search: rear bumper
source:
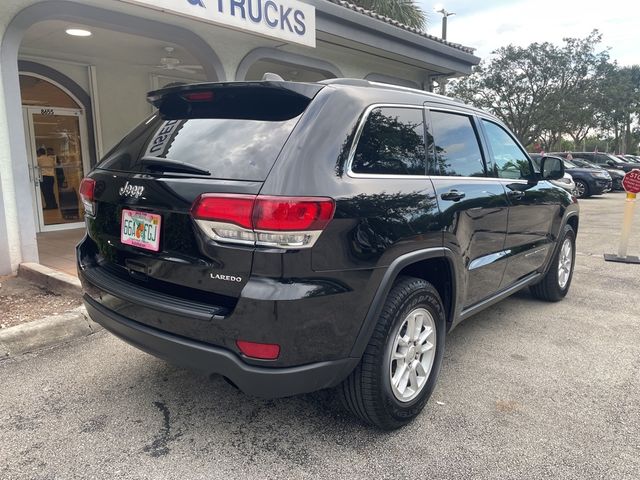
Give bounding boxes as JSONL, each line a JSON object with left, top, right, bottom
{"left": 77, "top": 235, "right": 371, "bottom": 367}
{"left": 85, "top": 294, "right": 358, "bottom": 398}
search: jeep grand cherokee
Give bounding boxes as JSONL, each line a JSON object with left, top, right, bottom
{"left": 77, "top": 79, "right": 579, "bottom": 429}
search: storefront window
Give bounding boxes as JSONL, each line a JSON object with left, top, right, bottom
{"left": 19, "top": 74, "right": 80, "bottom": 109}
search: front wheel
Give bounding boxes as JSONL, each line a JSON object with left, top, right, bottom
{"left": 574, "top": 180, "right": 590, "bottom": 198}
{"left": 530, "top": 224, "right": 576, "bottom": 302}
{"left": 339, "top": 277, "right": 446, "bottom": 430}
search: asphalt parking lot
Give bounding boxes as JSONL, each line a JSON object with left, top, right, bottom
{"left": 1, "top": 192, "right": 639, "bottom": 480}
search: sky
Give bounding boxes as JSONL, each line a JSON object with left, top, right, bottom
{"left": 418, "top": 0, "right": 640, "bottom": 65}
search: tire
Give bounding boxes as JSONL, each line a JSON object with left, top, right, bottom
{"left": 574, "top": 180, "right": 590, "bottom": 198}
{"left": 613, "top": 178, "right": 624, "bottom": 191}
{"left": 339, "top": 276, "right": 446, "bottom": 430}
{"left": 530, "top": 224, "right": 576, "bottom": 302}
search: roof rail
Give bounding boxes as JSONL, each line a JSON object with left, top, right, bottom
{"left": 319, "top": 78, "right": 465, "bottom": 103}
{"left": 320, "top": 78, "right": 427, "bottom": 94}
{"left": 318, "top": 78, "right": 372, "bottom": 87}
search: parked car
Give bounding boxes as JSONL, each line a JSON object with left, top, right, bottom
{"left": 530, "top": 154, "right": 577, "bottom": 194}
{"left": 623, "top": 155, "right": 640, "bottom": 164}
{"left": 563, "top": 151, "right": 636, "bottom": 173}
{"left": 77, "top": 79, "right": 579, "bottom": 429}
{"left": 554, "top": 154, "right": 626, "bottom": 190}
{"left": 533, "top": 154, "right": 610, "bottom": 198}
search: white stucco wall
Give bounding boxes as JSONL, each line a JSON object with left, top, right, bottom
{"left": 0, "top": 0, "right": 43, "bottom": 273}
{"left": 92, "top": 61, "right": 197, "bottom": 151}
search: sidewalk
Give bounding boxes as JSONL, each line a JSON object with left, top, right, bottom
{"left": 1, "top": 227, "right": 98, "bottom": 358}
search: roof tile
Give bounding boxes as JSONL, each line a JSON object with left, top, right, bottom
{"left": 324, "top": 0, "right": 476, "bottom": 54}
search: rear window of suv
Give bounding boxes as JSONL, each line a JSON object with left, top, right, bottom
{"left": 98, "top": 115, "right": 301, "bottom": 181}
{"left": 97, "top": 83, "right": 321, "bottom": 181}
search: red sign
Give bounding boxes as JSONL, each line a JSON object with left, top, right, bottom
{"left": 622, "top": 169, "right": 640, "bottom": 194}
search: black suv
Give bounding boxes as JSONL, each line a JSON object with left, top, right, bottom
{"left": 77, "top": 80, "right": 579, "bottom": 429}
{"left": 551, "top": 152, "right": 628, "bottom": 190}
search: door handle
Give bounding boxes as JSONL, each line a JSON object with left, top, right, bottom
{"left": 507, "top": 190, "right": 525, "bottom": 200}
{"left": 440, "top": 190, "right": 466, "bottom": 202}
{"left": 33, "top": 166, "right": 42, "bottom": 185}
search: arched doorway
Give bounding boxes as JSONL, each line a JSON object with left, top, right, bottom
{"left": 20, "top": 73, "right": 91, "bottom": 231}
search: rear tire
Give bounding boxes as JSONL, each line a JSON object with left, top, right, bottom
{"left": 530, "top": 225, "right": 576, "bottom": 302}
{"left": 339, "top": 276, "right": 446, "bottom": 430}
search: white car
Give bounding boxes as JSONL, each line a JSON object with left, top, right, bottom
{"left": 553, "top": 172, "right": 576, "bottom": 194}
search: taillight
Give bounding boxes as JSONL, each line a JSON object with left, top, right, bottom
{"left": 191, "top": 194, "right": 335, "bottom": 249}
{"left": 191, "top": 194, "right": 255, "bottom": 229}
{"left": 79, "top": 177, "right": 96, "bottom": 216}
{"left": 253, "top": 196, "right": 335, "bottom": 231}
{"left": 236, "top": 340, "right": 280, "bottom": 360}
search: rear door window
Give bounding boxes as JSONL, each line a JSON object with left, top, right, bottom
{"left": 351, "top": 107, "right": 426, "bottom": 176}
{"left": 429, "top": 111, "right": 486, "bottom": 177}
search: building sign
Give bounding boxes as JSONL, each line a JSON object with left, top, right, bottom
{"left": 120, "top": 0, "right": 316, "bottom": 47}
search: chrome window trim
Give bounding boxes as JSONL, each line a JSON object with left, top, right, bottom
{"left": 346, "top": 103, "right": 499, "bottom": 180}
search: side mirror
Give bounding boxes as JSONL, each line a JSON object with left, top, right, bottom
{"left": 607, "top": 160, "right": 615, "bottom": 166}
{"left": 540, "top": 156, "right": 564, "bottom": 181}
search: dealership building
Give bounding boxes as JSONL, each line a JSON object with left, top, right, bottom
{"left": 0, "top": 0, "right": 479, "bottom": 275}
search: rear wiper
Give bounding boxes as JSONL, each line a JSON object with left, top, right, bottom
{"left": 141, "top": 156, "right": 211, "bottom": 176}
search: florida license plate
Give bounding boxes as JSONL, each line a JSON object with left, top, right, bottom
{"left": 121, "top": 209, "right": 161, "bottom": 252}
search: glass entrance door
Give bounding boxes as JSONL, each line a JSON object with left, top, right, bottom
{"left": 24, "top": 106, "right": 90, "bottom": 231}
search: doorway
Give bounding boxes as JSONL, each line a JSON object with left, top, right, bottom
{"left": 20, "top": 74, "right": 91, "bottom": 232}
{"left": 23, "top": 106, "right": 90, "bottom": 231}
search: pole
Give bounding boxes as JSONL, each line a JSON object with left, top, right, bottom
{"left": 442, "top": 16, "right": 448, "bottom": 40}
{"left": 618, "top": 192, "right": 637, "bottom": 258}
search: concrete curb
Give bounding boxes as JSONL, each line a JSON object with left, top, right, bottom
{"left": 0, "top": 306, "right": 102, "bottom": 359}
{"left": 18, "top": 262, "right": 81, "bottom": 298}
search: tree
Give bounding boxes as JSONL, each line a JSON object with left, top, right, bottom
{"left": 596, "top": 64, "right": 640, "bottom": 153}
{"left": 350, "top": 0, "right": 426, "bottom": 30}
{"left": 546, "top": 32, "right": 609, "bottom": 149}
{"left": 448, "top": 31, "right": 609, "bottom": 149}
{"left": 449, "top": 42, "right": 562, "bottom": 147}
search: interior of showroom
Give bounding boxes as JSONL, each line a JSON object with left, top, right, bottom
{"left": 0, "top": 0, "right": 479, "bottom": 275}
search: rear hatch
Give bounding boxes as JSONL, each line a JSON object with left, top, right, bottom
{"left": 81, "top": 81, "right": 323, "bottom": 323}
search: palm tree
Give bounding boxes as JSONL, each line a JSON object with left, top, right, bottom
{"left": 350, "top": 0, "right": 427, "bottom": 30}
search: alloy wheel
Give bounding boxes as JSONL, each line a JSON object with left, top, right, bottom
{"left": 389, "top": 308, "right": 436, "bottom": 402}
{"left": 558, "top": 238, "right": 573, "bottom": 289}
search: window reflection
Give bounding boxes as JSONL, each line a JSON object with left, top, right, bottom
{"left": 149, "top": 117, "right": 300, "bottom": 181}
{"left": 481, "top": 120, "right": 532, "bottom": 179}
{"left": 100, "top": 116, "right": 301, "bottom": 182}
{"left": 430, "top": 111, "right": 485, "bottom": 177}
{"left": 352, "top": 108, "right": 426, "bottom": 176}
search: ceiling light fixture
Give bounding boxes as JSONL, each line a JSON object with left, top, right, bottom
{"left": 65, "top": 28, "right": 92, "bottom": 37}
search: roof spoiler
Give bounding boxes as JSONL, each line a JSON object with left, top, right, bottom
{"left": 147, "top": 81, "right": 324, "bottom": 121}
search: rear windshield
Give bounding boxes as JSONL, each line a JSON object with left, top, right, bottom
{"left": 97, "top": 114, "right": 300, "bottom": 181}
